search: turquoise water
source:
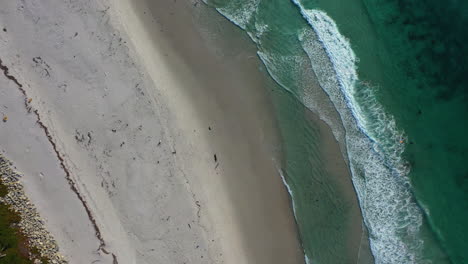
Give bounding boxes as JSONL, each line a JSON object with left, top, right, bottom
{"left": 204, "top": 0, "right": 467, "bottom": 263}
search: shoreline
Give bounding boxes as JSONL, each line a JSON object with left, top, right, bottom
{"left": 115, "top": 0, "right": 306, "bottom": 262}
{"left": 203, "top": 0, "right": 374, "bottom": 262}
{"left": 306, "top": 111, "right": 374, "bottom": 263}
{"left": 1, "top": 0, "right": 304, "bottom": 263}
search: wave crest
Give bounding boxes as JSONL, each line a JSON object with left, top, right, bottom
{"left": 293, "top": 3, "right": 425, "bottom": 263}
{"left": 207, "top": 0, "right": 429, "bottom": 262}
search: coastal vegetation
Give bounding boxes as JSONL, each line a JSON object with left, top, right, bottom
{"left": 0, "top": 181, "right": 49, "bottom": 264}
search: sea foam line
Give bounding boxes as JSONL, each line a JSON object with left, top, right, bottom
{"left": 291, "top": 1, "right": 426, "bottom": 263}
{"left": 291, "top": 2, "right": 407, "bottom": 175}
{"left": 205, "top": 0, "right": 425, "bottom": 262}
{"left": 204, "top": 1, "right": 314, "bottom": 263}
{"left": 278, "top": 168, "right": 313, "bottom": 264}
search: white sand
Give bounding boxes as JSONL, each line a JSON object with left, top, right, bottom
{"left": 0, "top": 0, "right": 303, "bottom": 263}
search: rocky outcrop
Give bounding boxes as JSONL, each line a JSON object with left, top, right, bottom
{"left": 0, "top": 155, "right": 67, "bottom": 264}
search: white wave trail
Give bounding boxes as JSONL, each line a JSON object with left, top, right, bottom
{"left": 278, "top": 168, "right": 297, "bottom": 215}
{"left": 204, "top": 1, "right": 312, "bottom": 262}
{"left": 292, "top": 1, "right": 426, "bottom": 263}
{"left": 212, "top": 0, "right": 260, "bottom": 30}
{"left": 292, "top": 4, "right": 407, "bottom": 175}
{"left": 278, "top": 168, "right": 313, "bottom": 264}
{"left": 203, "top": 0, "right": 427, "bottom": 262}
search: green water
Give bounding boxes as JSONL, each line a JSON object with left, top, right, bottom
{"left": 273, "top": 85, "right": 366, "bottom": 263}
{"left": 204, "top": 0, "right": 468, "bottom": 263}
{"left": 304, "top": 0, "right": 468, "bottom": 263}
{"left": 207, "top": 0, "right": 371, "bottom": 262}
{"left": 358, "top": 1, "right": 468, "bottom": 263}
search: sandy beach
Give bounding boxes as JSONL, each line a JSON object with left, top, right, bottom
{"left": 0, "top": 0, "right": 304, "bottom": 263}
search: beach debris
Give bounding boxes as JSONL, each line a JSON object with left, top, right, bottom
{"left": 32, "top": 57, "right": 51, "bottom": 78}
{"left": 26, "top": 98, "right": 33, "bottom": 113}
{"left": 87, "top": 132, "right": 92, "bottom": 145}
{"left": 0, "top": 58, "right": 23, "bottom": 88}
{"left": 208, "top": 126, "right": 211, "bottom": 131}
{"left": 213, "top": 154, "right": 217, "bottom": 162}
{"left": 2, "top": 115, "right": 7, "bottom": 122}
{"left": 158, "top": 140, "right": 161, "bottom": 146}
{"left": 75, "top": 130, "right": 85, "bottom": 143}
{"left": 74, "top": 130, "right": 94, "bottom": 146}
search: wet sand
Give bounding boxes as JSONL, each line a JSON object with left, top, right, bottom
{"left": 115, "top": 0, "right": 306, "bottom": 262}
{"left": 307, "top": 111, "right": 374, "bottom": 263}
{"left": 0, "top": 0, "right": 304, "bottom": 263}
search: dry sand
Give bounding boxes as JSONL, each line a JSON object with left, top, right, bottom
{"left": 0, "top": 0, "right": 303, "bottom": 263}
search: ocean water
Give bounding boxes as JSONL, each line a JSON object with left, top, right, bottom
{"left": 203, "top": 0, "right": 468, "bottom": 263}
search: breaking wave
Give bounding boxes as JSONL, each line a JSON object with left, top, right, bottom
{"left": 206, "top": 0, "right": 430, "bottom": 262}
{"left": 292, "top": 2, "right": 425, "bottom": 263}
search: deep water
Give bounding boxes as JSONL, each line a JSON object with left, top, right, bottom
{"left": 358, "top": 1, "right": 468, "bottom": 263}
{"left": 204, "top": 0, "right": 468, "bottom": 263}
{"left": 308, "top": 0, "right": 468, "bottom": 262}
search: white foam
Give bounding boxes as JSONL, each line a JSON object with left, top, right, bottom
{"left": 209, "top": 5, "right": 316, "bottom": 262}
{"left": 293, "top": 5, "right": 407, "bottom": 174}
{"left": 278, "top": 168, "right": 296, "bottom": 213}
{"left": 210, "top": 1, "right": 427, "bottom": 262}
{"left": 292, "top": 2, "right": 427, "bottom": 263}
{"left": 278, "top": 168, "right": 313, "bottom": 264}
{"left": 212, "top": 0, "right": 260, "bottom": 30}
{"left": 257, "top": 50, "right": 308, "bottom": 94}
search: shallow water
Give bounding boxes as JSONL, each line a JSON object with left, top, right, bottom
{"left": 204, "top": 0, "right": 467, "bottom": 263}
